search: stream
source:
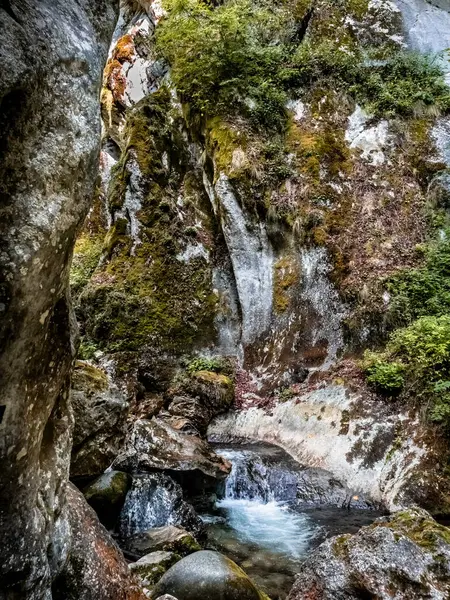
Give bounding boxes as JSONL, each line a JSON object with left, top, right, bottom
{"left": 200, "top": 443, "right": 382, "bottom": 599}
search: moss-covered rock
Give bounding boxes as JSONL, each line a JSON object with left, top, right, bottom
{"left": 77, "top": 87, "right": 218, "bottom": 361}
{"left": 153, "top": 550, "right": 271, "bottom": 600}
{"left": 123, "top": 525, "right": 201, "bottom": 559}
{"left": 129, "top": 551, "right": 180, "bottom": 589}
{"left": 71, "top": 361, "right": 129, "bottom": 480}
{"left": 83, "top": 470, "right": 131, "bottom": 528}
{"left": 288, "top": 507, "right": 450, "bottom": 600}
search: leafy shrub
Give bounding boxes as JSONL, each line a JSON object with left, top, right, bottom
{"left": 156, "top": 0, "right": 292, "bottom": 131}
{"left": 387, "top": 232, "right": 450, "bottom": 325}
{"left": 364, "top": 357, "right": 405, "bottom": 395}
{"left": 364, "top": 316, "right": 450, "bottom": 429}
{"left": 78, "top": 340, "right": 98, "bottom": 361}
{"left": 157, "top": 0, "right": 450, "bottom": 136}
{"left": 353, "top": 52, "right": 450, "bottom": 118}
{"left": 186, "top": 356, "right": 224, "bottom": 374}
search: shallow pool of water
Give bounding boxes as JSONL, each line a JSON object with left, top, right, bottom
{"left": 201, "top": 444, "right": 383, "bottom": 599}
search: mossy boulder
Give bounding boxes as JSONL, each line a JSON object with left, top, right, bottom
{"left": 130, "top": 551, "right": 180, "bottom": 589}
{"left": 83, "top": 470, "right": 131, "bottom": 528}
{"left": 288, "top": 507, "right": 450, "bottom": 600}
{"left": 164, "top": 369, "right": 235, "bottom": 436}
{"left": 123, "top": 526, "right": 201, "bottom": 560}
{"left": 152, "top": 550, "right": 271, "bottom": 600}
{"left": 71, "top": 361, "right": 129, "bottom": 480}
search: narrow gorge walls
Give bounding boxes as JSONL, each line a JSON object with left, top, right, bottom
{"left": 0, "top": 1, "right": 121, "bottom": 597}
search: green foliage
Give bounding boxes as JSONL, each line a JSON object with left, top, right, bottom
{"left": 387, "top": 231, "right": 450, "bottom": 325}
{"left": 157, "top": 0, "right": 449, "bottom": 134}
{"left": 287, "top": 43, "right": 450, "bottom": 118}
{"left": 364, "top": 316, "right": 450, "bottom": 430}
{"left": 78, "top": 340, "right": 98, "bottom": 361}
{"left": 186, "top": 356, "right": 224, "bottom": 374}
{"left": 364, "top": 357, "right": 405, "bottom": 395}
{"left": 156, "top": 0, "right": 294, "bottom": 131}
{"left": 356, "top": 53, "right": 450, "bottom": 118}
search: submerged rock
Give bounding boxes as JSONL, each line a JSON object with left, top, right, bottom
{"left": 122, "top": 525, "right": 201, "bottom": 560}
{"left": 288, "top": 507, "right": 450, "bottom": 600}
{"left": 119, "top": 473, "right": 204, "bottom": 539}
{"left": 113, "top": 419, "right": 231, "bottom": 479}
{"left": 52, "top": 484, "right": 145, "bottom": 600}
{"left": 152, "top": 550, "right": 270, "bottom": 600}
{"left": 84, "top": 470, "right": 131, "bottom": 528}
{"left": 71, "top": 361, "right": 129, "bottom": 480}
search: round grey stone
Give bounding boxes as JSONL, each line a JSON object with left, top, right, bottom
{"left": 152, "top": 550, "right": 267, "bottom": 600}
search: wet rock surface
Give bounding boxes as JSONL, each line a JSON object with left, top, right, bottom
{"left": 153, "top": 550, "right": 269, "bottom": 600}
{"left": 119, "top": 473, "right": 204, "bottom": 539}
{"left": 71, "top": 361, "right": 129, "bottom": 480}
{"left": 0, "top": 0, "right": 118, "bottom": 596}
{"left": 52, "top": 483, "right": 145, "bottom": 600}
{"left": 113, "top": 419, "right": 231, "bottom": 479}
{"left": 122, "top": 525, "right": 201, "bottom": 560}
{"left": 288, "top": 507, "right": 450, "bottom": 600}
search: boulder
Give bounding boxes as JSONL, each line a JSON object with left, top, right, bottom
{"left": 71, "top": 361, "right": 129, "bottom": 480}
{"left": 164, "top": 371, "right": 234, "bottom": 436}
{"left": 119, "top": 473, "right": 204, "bottom": 539}
{"left": 122, "top": 526, "right": 201, "bottom": 560}
{"left": 83, "top": 470, "right": 131, "bottom": 528}
{"left": 152, "top": 550, "right": 270, "bottom": 600}
{"left": 113, "top": 419, "right": 231, "bottom": 479}
{"left": 52, "top": 484, "right": 145, "bottom": 600}
{"left": 288, "top": 507, "right": 450, "bottom": 600}
{"left": 130, "top": 551, "right": 180, "bottom": 588}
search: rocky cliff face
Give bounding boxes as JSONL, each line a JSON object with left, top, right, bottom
{"left": 72, "top": 0, "right": 450, "bottom": 516}
{"left": 3, "top": 0, "right": 450, "bottom": 595}
{"left": 0, "top": 1, "right": 146, "bottom": 598}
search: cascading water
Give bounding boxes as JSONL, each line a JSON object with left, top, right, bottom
{"left": 202, "top": 443, "right": 382, "bottom": 599}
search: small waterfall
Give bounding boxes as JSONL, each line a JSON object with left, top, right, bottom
{"left": 220, "top": 449, "right": 272, "bottom": 502}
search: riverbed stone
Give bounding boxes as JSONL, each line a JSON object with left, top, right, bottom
{"left": 130, "top": 551, "right": 180, "bottom": 588}
{"left": 153, "top": 550, "right": 270, "bottom": 600}
{"left": 122, "top": 526, "right": 201, "bottom": 560}
{"left": 113, "top": 418, "right": 231, "bottom": 479}
{"left": 288, "top": 507, "right": 450, "bottom": 600}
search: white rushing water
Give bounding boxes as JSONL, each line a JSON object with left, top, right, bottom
{"left": 213, "top": 447, "right": 317, "bottom": 559}
{"left": 215, "top": 497, "right": 315, "bottom": 559}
